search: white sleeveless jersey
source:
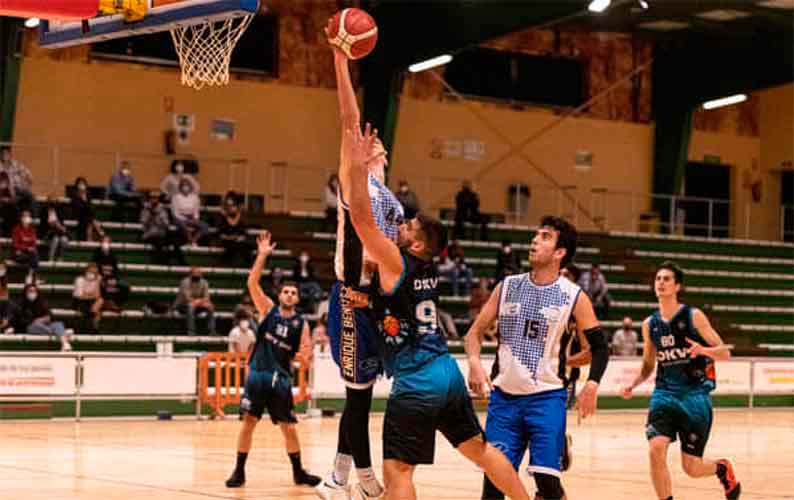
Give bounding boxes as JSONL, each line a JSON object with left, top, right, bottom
{"left": 494, "top": 274, "right": 582, "bottom": 395}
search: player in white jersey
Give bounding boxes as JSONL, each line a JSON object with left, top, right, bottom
{"left": 466, "top": 216, "right": 610, "bottom": 500}
{"left": 316, "top": 23, "right": 403, "bottom": 500}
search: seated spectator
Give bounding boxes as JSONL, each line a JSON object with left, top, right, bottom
{"left": 70, "top": 177, "right": 105, "bottom": 241}
{"left": 228, "top": 309, "right": 256, "bottom": 353}
{"left": 0, "top": 264, "right": 13, "bottom": 333}
{"left": 453, "top": 180, "right": 488, "bottom": 241}
{"left": 578, "top": 263, "right": 611, "bottom": 320}
{"left": 174, "top": 267, "right": 216, "bottom": 336}
{"left": 311, "top": 317, "right": 330, "bottom": 353}
{"left": 395, "top": 180, "right": 420, "bottom": 219}
{"left": 0, "top": 172, "right": 18, "bottom": 236}
{"left": 141, "top": 191, "right": 185, "bottom": 265}
{"left": 447, "top": 240, "right": 473, "bottom": 297}
{"left": 291, "top": 251, "right": 322, "bottom": 313}
{"left": 235, "top": 292, "right": 259, "bottom": 330}
{"left": 93, "top": 236, "right": 129, "bottom": 310}
{"left": 11, "top": 210, "right": 39, "bottom": 283}
{"left": 323, "top": 174, "right": 339, "bottom": 233}
{"left": 107, "top": 161, "right": 142, "bottom": 221}
{"left": 495, "top": 240, "right": 520, "bottom": 282}
{"left": 160, "top": 161, "right": 199, "bottom": 201}
{"left": 13, "top": 283, "right": 72, "bottom": 350}
{"left": 611, "top": 316, "right": 639, "bottom": 357}
{"left": 171, "top": 178, "right": 209, "bottom": 246}
{"left": 72, "top": 263, "right": 103, "bottom": 334}
{"left": 0, "top": 145, "right": 33, "bottom": 211}
{"left": 217, "top": 192, "right": 251, "bottom": 265}
{"left": 38, "top": 195, "right": 69, "bottom": 262}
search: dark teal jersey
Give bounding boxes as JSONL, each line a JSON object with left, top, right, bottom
{"left": 648, "top": 304, "right": 716, "bottom": 395}
{"left": 249, "top": 307, "right": 304, "bottom": 378}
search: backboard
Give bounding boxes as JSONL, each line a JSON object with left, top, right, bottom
{"left": 40, "top": 0, "right": 259, "bottom": 49}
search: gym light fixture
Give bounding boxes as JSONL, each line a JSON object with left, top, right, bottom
{"left": 702, "top": 94, "right": 747, "bottom": 110}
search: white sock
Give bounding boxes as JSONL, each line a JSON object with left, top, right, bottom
{"left": 356, "top": 467, "right": 383, "bottom": 496}
{"left": 331, "top": 453, "right": 352, "bottom": 486}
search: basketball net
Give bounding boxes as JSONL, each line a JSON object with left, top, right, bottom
{"left": 170, "top": 15, "right": 254, "bottom": 90}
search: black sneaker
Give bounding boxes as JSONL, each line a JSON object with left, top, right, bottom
{"left": 225, "top": 469, "right": 245, "bottom": 488}
{"left": 717, "top": 459, "right": 741, "bottom": 499}
{"left": 294, "top": 470, "right": 321, "bottom": 487}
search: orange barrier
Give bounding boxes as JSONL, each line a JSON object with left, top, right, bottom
{"left": 198, "top": 352, "right": 310, "bottom": 418}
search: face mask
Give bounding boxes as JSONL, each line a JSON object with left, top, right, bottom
{"left": 239, "top": 320, "right": 250, "bottom": 330}
{"left": 175, "top": 165, "right": 184, "bottom": 174}
{"left": 22, "top": 216, "right": 32, "bottom": 225}
{"left": 503, "top": 247, "right": 511, "bottom": 254}
{"left": 86, "top": 272, "right": 96, "bottom": 280}
{"left": 191, "top": 275, "right": 201, "bottom": 282}
{"left": 400, "top": 186, "right": 408, "bottom": 193}
{"left": 78, "top": 184, "right": 87, "bottom": 191}
{"left": 101, "top": 243, "right": 110, "bottom": 252}
{"left": 26, "top": 292, "right": 37, "bottom": 301}
{"left": 121, "top": 169, "right": 131, "bottom": 177}
{"left": 299, "top": 255, "right": 309, "bottom": 263}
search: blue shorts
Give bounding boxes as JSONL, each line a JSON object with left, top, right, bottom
{"left": 646, "top": 390, "right": 713, "bottom": 457}
{"left": 485, "top": 387, "right": 568, "bottom": 477}
{"left": 327, "top": 281, "right": 382, "bottom": 387}
{"left": 240, "top": 369, "right": 297, "bottom": 425}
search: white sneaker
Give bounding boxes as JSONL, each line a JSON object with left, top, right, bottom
{"left": 352, "top": 483, "right": 384, "bottom": 500}
{"left": 315, "top": 478, "right": 352, "bottom": 500}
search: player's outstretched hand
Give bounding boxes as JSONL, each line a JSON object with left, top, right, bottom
{"left": 467, "top": 361, "right": 492, "bottom": 398}
{"left": 575, "top": 381, "right": 599, "bottom": 424}
{"left": 325, "top": 19, "right": 346, "bottom": 58}
{"left": 685, "top": 337, "right": 705, "bottom": 358}
{"left": 343, "top": 122, "right": 384, "bottom": 175}
{"left": 256, "top": 230, "right": 276, "bottom": 256}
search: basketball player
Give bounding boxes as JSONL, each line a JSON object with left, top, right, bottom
{"left": 342, "top": 123, "right": 532, "bottom": 500}
{"left": 621, "top": 261, "right": 741, "bottom": 500}
{"left": 466, "top": 216, "right": 609, "bottom": 500}
{"left": 225, "top": 232, "right": 321, "bottom": 489}
{"left": 316, "top": 29, "right": 404, "bottom": 500}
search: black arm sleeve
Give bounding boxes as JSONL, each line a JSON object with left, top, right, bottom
{"left": 585, "top": 326, "right": 609, "bottom": 383}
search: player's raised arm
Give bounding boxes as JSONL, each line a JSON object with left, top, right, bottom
{"left": 342, "top": 124, "right": 404, "bottom": 291}
{"left": 465, "top": 282, "right": 502, "bottom": 396}
{"left": 247, "top": 231, "right": 276, "bottom": 322}
{"left": 621, "top": 318, "right": 656, "bottom": 399}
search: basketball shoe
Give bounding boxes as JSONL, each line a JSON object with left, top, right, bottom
{"left": 716, "top": 458, "right": 741, "bottom": 499}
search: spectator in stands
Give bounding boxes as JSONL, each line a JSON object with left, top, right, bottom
{"left": 578, "top": 263, "right": 611, "bottom": 320}
{"left": 0, "top": 172, "right": 18, "bottom": 237}
{"left": 0, "top": 264, "right": 12, "bottom": 334}
{"left": 323, "top": 174, "right": 339, "bottom": 233}
{"left": 395, "top": 180, "right": 420, "bottom": 219}
{"left": 72, "top": 263, "right": 103, "bottom": 334}
{"left": 453, "top": 180, "right": 488, "bottom": 241}
{"left": 93, "top": 236, "right": 129, "bottom": 311}
{"left": 312, "top": 317, "right": 330, "bottom": 352}
{"left": 228, "top": 309, "right": 256, "bottom": 353}
{"left": 141, "top": 191, "right": 184, "bottom": 265}
{"left": 175, "top": 266, "right": 216, "bottom": 336}
{"left": 291, "top": 251, "right": 322, "bottom": 313}
{"left": 495, "top": 240, "right": 520, "bottom": 282}
{"left": 160, "top": 161, "right": 199, "bottom": 201}
{"left": 0, "top": 146, "right": 33, "bottom": 211}
{"left": 235, "top": 292, "right": 259, "bottom": 330}
{"left": 218, "top": 191, "right": 251, "bottom": 265}
{"left": 171, "top": 178, "right": 209, "bottom": 246}
{"left": 560, "top": 263, "right": 581, "bottom": 284}
{"left": 107, "top": 161, "right": 142, "bottom": 222}
{"left": 71, "top": 177, "right": 105, "bottom": 241}
{"left": 15, "top": 283, "right": 72, "bottom": 350}
{"left": 38, "top": 195, "right": 69, "bottom": 262}
{"left": 445, "top": 239, "right": 473, "bottom": 297}
{"left": 611, "top": 316, "right": 639, "bottom": 356}
{"left": 12, "top": 210, "right": 39, "bottom": 283}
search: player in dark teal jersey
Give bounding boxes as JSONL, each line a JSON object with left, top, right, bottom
{"left": 622, "top": 261, "right": 740, "bottom": 500}
{"left": 341, "top": 123, "right": 532, "bottom": 500}
{"left": 225, "top": 231, "right": 320, "bottom": 489}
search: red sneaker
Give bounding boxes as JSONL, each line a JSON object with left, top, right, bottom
{"left": 716, "top": 458, "right": 741, "bottom": 499}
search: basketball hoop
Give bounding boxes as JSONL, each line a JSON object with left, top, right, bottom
{"left": 170, "top": 14, "right": 254, "bottom": 90}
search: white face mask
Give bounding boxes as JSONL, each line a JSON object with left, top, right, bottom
{"left": 239, "top": 320, "right": 250, "bottom": 330}
{"left": 86, "top": 272, "right": 97, "bottom": 280}
{"left": 175, "top": 165, "right": 184, "bottom": 174}
{"left": 503, "top": 246, "right": 511, "bottom": 254}
{"left": 22, "top": 216, "right": 32, "bottom": 225}
{"left": 26, "top": 292, "right": 37, "bottom": 301}
{"left": 299, "top": 255, "right": 309, "bottom": 263}
{"left": 101, "top": 243, "right": 110, "bottom": 252}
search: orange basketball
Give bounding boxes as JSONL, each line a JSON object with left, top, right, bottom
{"left": 327, "top": 8, "right": 378, "bottom": 60}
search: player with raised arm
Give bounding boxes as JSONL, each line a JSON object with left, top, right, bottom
{"left": 621, "top": 261, "right": 740, "bottom": 500}
{"left": 466, "top": 217, "right": 609, "bottom": 500}
{"left": 225, "top": 232, "right": 320, "bottom": 489}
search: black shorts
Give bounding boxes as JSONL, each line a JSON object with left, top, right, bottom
{"left": 383, "top": 354, "right": 483, "bottom": 465}
{"left": 646, "top": 390, "right": 713, "bottom": 457}
{"left": 241, "top": 369, "right": 297, "bottom": 425}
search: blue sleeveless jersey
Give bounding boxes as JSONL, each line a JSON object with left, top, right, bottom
{"left": 249, "top": 307, "right": 304, "bottom": 379}
{"left": 648, "top": 304, "right": 715, "bottom": 395}
{"left": 373, "top": 251, "right": 448, "bottom": 377}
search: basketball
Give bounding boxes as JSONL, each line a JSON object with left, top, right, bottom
{"left": 327, "top": 8, "right": 378, "bottom": 60}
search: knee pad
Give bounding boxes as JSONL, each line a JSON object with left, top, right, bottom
{"left": 534, "top": 473, "right": 564, "bottom": 500}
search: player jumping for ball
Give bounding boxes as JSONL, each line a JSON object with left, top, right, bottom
{"left": 621, "top": 261, "right": 740, "bottom": 500}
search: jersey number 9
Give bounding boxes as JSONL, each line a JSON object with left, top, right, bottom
{"left": 415, "top": 300, "right": 438, "bottom": 335}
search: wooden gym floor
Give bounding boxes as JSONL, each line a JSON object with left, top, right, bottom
{"left": 0, "top": 409, "right": 791, "bottom": 499}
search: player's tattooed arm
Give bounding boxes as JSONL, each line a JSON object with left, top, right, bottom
{"left": 688, "top": 308, "right": 732, "bottom": 361}
{"left": 247, "top": 231, "right": 276, "bottom": 322}
{"left": 464, "top": 282, "right": 501, "bottom": 397}
{"left": 621, "top": 318, "right": 656, "bottom": 399}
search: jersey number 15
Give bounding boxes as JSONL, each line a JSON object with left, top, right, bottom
{"left": 524, "top": 320, "right": 541, "bottom": 339}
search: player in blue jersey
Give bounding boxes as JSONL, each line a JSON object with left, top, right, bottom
{"left": 317, "top": 28, "right": 405, "bottom": 500}
{"left": 341, "top": 123, "right": 532, "bottom": 500}
{"left": 466, "top": 216, "right": 609, "bottom": 500}
{"left": 225, "top": 231, "right": 320, "bottom": 489}
{"left": 621, "top": 261, "right": 740, "bottom": 500}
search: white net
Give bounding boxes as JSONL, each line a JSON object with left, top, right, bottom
{"left": 170, "top": 15, "right": 254, "bottom": 90}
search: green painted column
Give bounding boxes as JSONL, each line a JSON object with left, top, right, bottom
{"left": 361, "top": 62, "right": 402, "bottom": 183}
{"left": 0, "top": 18, "right": 23, "bottom": 142}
